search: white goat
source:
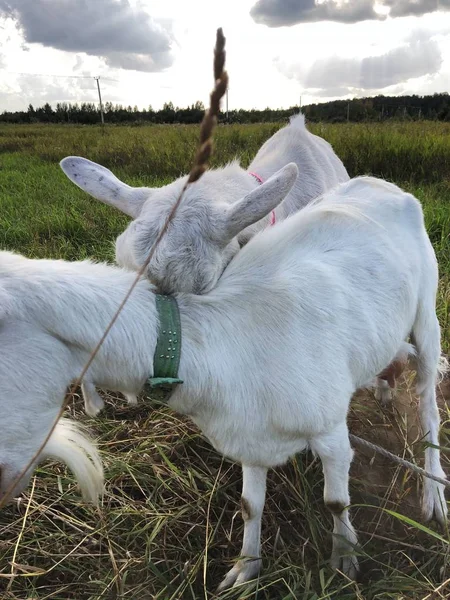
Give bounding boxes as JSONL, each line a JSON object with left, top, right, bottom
{"left": 0, "top": 173, "right": 447, "bottom": 590}
{"left": 60, "top": 114, "right": 348, "bottom": 295}
{"left": 62, "top": 114, "right": 400, "bottom": 413}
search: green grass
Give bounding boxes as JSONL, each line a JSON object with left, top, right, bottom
{"left": 0, "top": 122, "right": 450, "bottom": 599}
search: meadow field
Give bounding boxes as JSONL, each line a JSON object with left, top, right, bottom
{"left": 0, "top": 120, "right": 450, "bottom": 599}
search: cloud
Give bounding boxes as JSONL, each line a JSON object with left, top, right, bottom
{"left": 386, "top": 0, "right": 450, "bottom": 18}
{"left": 275, "top": 31, "right": 442, "bottom": 96}
{"left": 310, "top": 86, "right": 355, "bottom": 98}
{"left": 250, "top": 0, "right": 450, "bottom": 27}
{"left": 0, "top": 73, "right": 124, "bottom": 111}
{"left": 104, "top": 51, "right": 173, "bottom": 72}
{"left": 251, "top": 0, "right": 380, "bottom": 27}
{"left": 0, "top": 0, "right": 174, "bottom": 72}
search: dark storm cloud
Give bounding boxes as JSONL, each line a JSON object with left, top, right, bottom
{"left": 0, "top": 0, "right": 173, "bottom": 72}
{"left": 250, "top": 0, "right": 450, "bottom": 27}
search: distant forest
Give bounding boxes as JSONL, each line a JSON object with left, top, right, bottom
{"left": 1, "top": 93, "right": 450, "bottom": 124}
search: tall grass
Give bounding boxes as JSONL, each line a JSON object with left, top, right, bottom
{"left": 0, "top": 121, "right": 449, "bottom": 599}
{"left": 2, "top": 120, "right": 450, "bottom": 183}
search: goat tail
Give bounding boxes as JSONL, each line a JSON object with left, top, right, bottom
{"left": 43, "top": 418, "right": 104, "bottom": 504}
{"left": 289, "top": 112, "right": 306, "bottom": 129}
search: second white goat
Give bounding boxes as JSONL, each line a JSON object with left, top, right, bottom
{"left": 60, "top": 115, "right": 395, "bottom": 410}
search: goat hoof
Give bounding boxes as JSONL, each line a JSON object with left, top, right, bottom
{"left": 217, "top": 558, "right": 262, "bottom": 592}
{"left": 374, "top": 386, "right": 393, "bottom": 405}
{"left": 85, "top": 401, "right": 104, "bottom": 417}
{"left": 331, "top": 551, "right": 359, "bottom": 580}
{"left": 124, "top": 393, "right": 138, "bottom": 405}
{"left": 422, "top": 478, "right": 448, "bottom": 528}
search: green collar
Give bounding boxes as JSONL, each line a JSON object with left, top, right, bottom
{"left": 147, "top": 294, "right": 183, "bottom": 388}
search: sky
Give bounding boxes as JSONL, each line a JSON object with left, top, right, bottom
{"left": 0, "top": 0, "right": 450, "bottom": 112}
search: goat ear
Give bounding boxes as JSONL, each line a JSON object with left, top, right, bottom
{"left": 60, "top": 156, "right": 151, "bottom": 218}
{"left": 225, "top": 163, "right": 298, "bottom": 239}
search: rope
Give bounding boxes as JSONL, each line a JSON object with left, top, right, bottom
{"left": 349, "top": 434, "right": 450, "bottom": 489}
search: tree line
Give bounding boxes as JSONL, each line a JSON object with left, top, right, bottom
{"left": 1, "top": 93, "right": 449, "bottom": 125}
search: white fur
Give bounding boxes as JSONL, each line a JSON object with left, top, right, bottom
{"left": 0, "top": 415, "right": 103, "bottom": 504}
{"left": 60, "top": 114, "right": 348, "bottom": 295}
{"left": 60, "top": 115, "right": 398, "bottom": 412}
{"left": 0, "top": 176, "right": 447, "bottom": 588}
{"left": 44, "top": 419, "right": 104, "bottom": 504}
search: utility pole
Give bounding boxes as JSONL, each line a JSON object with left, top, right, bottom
{"left": 94, "top": 76, "right": 105, "bottom": 125}
{"left": 347, "top": 102, "right": 350, "bottom": 122}
{"left": 226, "top": 88, "right": 229, "bottom": 121}
{"left": 299, "top": 95, "right": 302, "bottom": 109}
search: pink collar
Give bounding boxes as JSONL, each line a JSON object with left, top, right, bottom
{"left": 248, "top": 172, "right": 276, "bottom": 226}
{"left": 248, "top": 171, "right": 264, "bottom": 184}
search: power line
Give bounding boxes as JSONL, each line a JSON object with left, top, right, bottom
{"left": 5, "top": 71, "right": 119, "bottom": 82}
{"left": 4, "top": 71, "right": 118, "bottom": 125}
